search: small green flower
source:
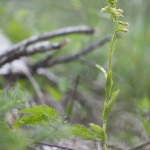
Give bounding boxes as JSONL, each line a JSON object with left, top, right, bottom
{"left": 101, "top": 6, "right": 109, "bottom": 12}
{"left": 111, "top": 8, "right": 124, "bottom": 18}
{"left": 118, "top": 21, "right": 129, "bottom": 26}
{"left": 118, "top": 28, "right": 129, "bottom": 33}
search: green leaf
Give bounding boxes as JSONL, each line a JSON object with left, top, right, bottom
{"left": 71, "top": 124, "right": 102, "bottom": 140}
{"left": 105, "top": 70, "right": 113, "bottom": 101}
{"left": 13, "top": 114, "right": 45, "bottom": 128}
{"left": 107, "top": 89, "right": 119, "bottom": 111}
{"left": 0, "top": 88, "right": 27, "bottom": 120}
{"left": 89, "top": 123, "right": 104, "bottom": 135}
{"left": 14, "top": 105, "right": 61, "bottom": 127}
{"left": 19, "top": 105, "right": 61, "bottom": 121}
{"left": 102, "top": 89, "right": 119, "bottom": 120}
{"left": 95, "top": 64, "right": 107, "bottom": 78}
{"left": 0, "top": 126, "right": 27, "bottom": 150}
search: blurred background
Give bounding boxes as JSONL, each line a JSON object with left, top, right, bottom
{"left": 0, "top": 0, "right": 150, "bottom": 148}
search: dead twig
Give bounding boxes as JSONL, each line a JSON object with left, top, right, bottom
{"left": 31, "top": 35, "right": 111, "bottom": 71}
{"left": 0, "top": 40, "right": 68, "bottom": 67}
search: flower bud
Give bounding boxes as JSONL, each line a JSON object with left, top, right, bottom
{"left": 118, "top": 9, "right": 123, "bottom": 14}
{"left": 118, "top": 21, "right": 129, "bottom": 26}
{"left": 118, "top": 28, "right": 129, "bottom": 33}
{"left": 101, "top": 6, "right": 109, "bottom": 12}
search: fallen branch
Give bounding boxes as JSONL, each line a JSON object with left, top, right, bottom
{"left": 0, "top": 40, "right": 68, "bottom": 67}
{"left": 14, "top": 25, "right": 95, "bottom": 47}
{"left": 0, "top": 26, "right": 95, "bottom": 63}
{"left": 31, "top": 35, "right": 111, "bottom": 71}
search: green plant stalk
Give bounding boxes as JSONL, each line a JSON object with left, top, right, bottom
{"left": 102, "top": 113, "right": 107, "bottom": 150}
{"left": 108, "top": 21, "right": 118, "bottom": 71}
{"left": 100, "top": 1, "right": 128, "bottom": 149}
{"left": 102, "top": 18, "right": 118, "bottom": 150}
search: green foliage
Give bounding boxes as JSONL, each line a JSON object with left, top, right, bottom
{"left": 24, "top": 123, "right": 71, "bottom": 143}
{"left": 65, "top": 1, "right": 128, "bottom": 149}
{"left": 105, "top": 70, "right": 113, "bottom": 102}
{"left": 102, "top": 89, "right": 119, "bottom": 120}
{"left": 0, "top": 0, "right": 149, "bottom": 148}
{"left": 71, "top": 124, "right": 102, "bottom": 140}
{"left": 96, "top": 64, "right": 107, "bottom": 78}
{"left": 89, "top": 123, "right": 106, "bottom": 141}
{"left": 0, "top": 126, "right": 27, "bottom": 150}
{"left": 14, "top": 105, "right": 61, "bottom": 127}
{"left": 0, "top": 88, "right": 27, "bottom": 120}
{"left": 0, "top": 88, "right": 28, "bottom": 150}
{"left": 0, "top": 88, "right": 71, "bottom": 149}
{"left": 100, "top": 0, "right": 128, "bottom": 149}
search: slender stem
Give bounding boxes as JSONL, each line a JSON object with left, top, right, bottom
{"left": 108, "top": 22, "right": 118, "bottom": 71}
{"left": 101, "top": 1, "right": 128, "bottom": 149}
{"left": 102, "top": 119, "right": 107, "bottom": 150}
{"left": 102, "top": 19, "right": 118, "bottom": 150}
